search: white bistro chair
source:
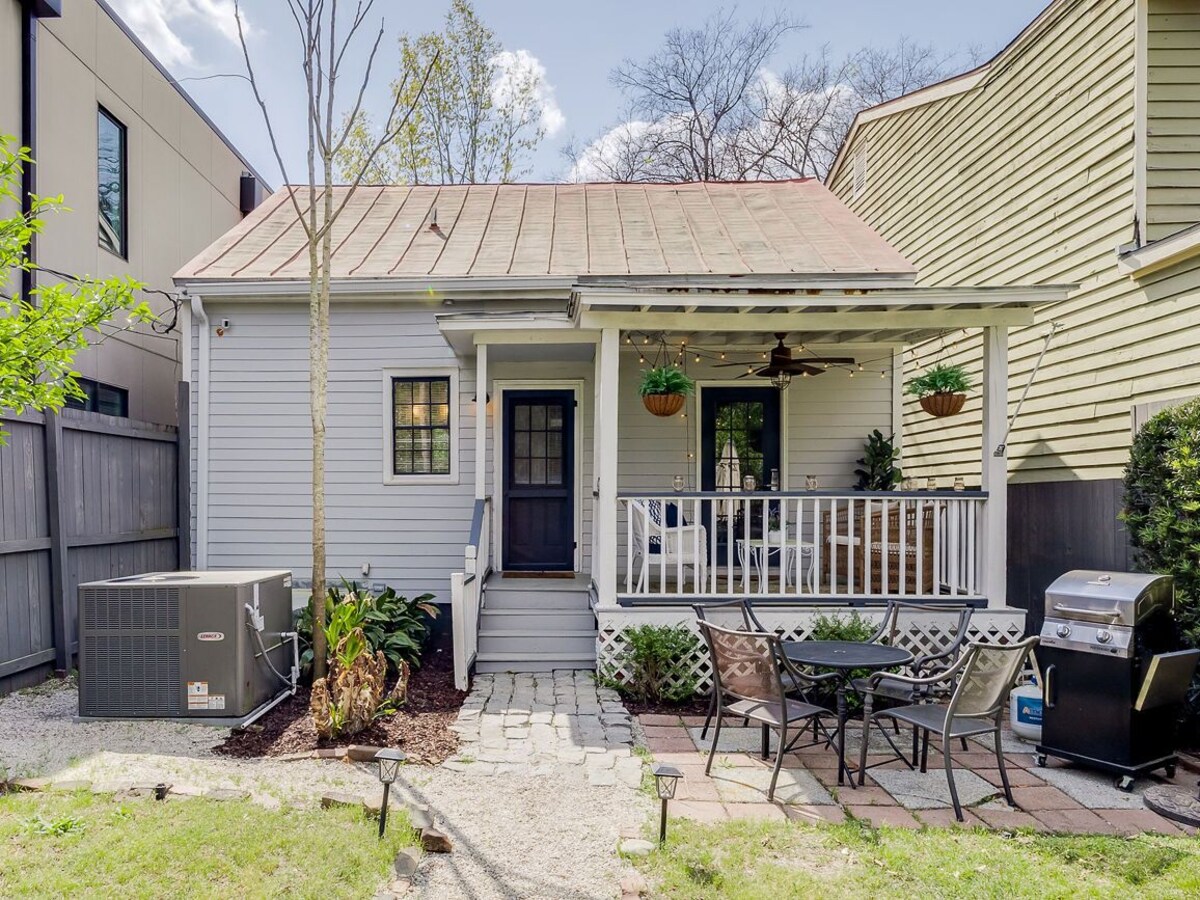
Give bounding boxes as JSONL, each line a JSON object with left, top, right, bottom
{"left": 627, "top": 499, "right": 708, "bottom": 592}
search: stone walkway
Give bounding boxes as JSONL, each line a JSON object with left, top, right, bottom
{"left": 443, "top": 671, "right": 643, "bottom": 789}
{"left": 640, "top": 712, "right": 1196, "bottom": 835}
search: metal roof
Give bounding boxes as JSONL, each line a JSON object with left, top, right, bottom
{"left": 175, "top": 180, "right": 916, "bottom": 283}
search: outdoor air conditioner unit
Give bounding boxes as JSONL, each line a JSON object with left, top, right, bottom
{"left": 78, "top": 570, "right": 297, "bottom": 726}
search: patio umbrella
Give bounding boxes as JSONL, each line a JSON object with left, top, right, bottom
{"left": 715, "top": 440, "right": 740, "bottom": 518}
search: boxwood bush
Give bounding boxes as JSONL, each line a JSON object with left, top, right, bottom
{"left": 1122, "top": 399, "right": 1200, "bottom": 643}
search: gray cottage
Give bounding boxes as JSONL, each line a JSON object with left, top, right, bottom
{"left": 175, "top": 180, "right": 1068, "bottom": 689}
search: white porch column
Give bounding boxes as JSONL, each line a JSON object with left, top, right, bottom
{"left": 593, "top": 328, "right": 620, "bottom": 604}
{"left": 474, "top": 343, "right": 488, "bottom": 500}
{"left": 980, "top": 325, "right": 1009, "bottom": 609}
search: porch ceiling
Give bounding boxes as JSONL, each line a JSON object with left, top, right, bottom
{"left": 572, "top": 284, "right": 1074, "bottom": 344}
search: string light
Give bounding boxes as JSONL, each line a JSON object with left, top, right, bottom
{"left": 880, "top": 370, "right": 887, "bottom": 378}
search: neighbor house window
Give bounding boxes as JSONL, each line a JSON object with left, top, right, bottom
{"left": 98, "top": 107, "right": 127, "bottom": 257}
{"left": 390, "top": 374, "right": 455, "bottom": 478}
{"left": 65, "top": 378, "right": 129, "bottom": 417}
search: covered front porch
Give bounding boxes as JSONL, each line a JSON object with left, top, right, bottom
{"left": 443, "top": 282, "right": 1068, "bottom": 684}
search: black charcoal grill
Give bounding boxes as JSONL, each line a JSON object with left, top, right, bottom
{"left": 1036, "top": 570, "right": 1199, "bottom": 790}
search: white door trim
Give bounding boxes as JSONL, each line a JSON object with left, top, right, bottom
{"left": 492, "top": 379, "right": 586, "bottom": 573}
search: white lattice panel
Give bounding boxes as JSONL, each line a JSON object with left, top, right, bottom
{"left": 596, "top": 606, "right": 1027, "bottom": 694}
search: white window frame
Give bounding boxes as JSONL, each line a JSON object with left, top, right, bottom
{"left": 382, "top": 366, "right": 460, "bottom": 485}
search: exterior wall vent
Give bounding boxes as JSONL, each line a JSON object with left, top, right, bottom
{"left": 852, "top": 143, "right": 868, "bottom": 200}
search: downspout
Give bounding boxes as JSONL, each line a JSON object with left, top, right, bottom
{"left": 190, "top": 294, "right": 210, "bottom": 569}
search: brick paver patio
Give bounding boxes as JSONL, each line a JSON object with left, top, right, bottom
{"left": 638, "top": 713, "right": 1195, "bottom": 835}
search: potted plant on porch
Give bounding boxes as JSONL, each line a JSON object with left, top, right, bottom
{"left": 906, "top": 363, "right": 971, "bottom": 417}
{"left": 639, "top": 366, "right": 695, "bottom": 417}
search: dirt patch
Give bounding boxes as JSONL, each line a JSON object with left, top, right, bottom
{"left": 215, "top": 632, "right": 466, "bottom": 765}
{"left": 622, "top": 697, "right": 710, "bottom": 718}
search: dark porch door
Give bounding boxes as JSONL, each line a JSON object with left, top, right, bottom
{"left": 503, "top": 391, "right": 575, "bottom": 571}
{"left": 700, "top": 387, "right": 782, "bottom": 566}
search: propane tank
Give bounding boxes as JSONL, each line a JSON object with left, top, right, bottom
{"left": 1009, "top": 678, "right": 1043, "bottom": 743}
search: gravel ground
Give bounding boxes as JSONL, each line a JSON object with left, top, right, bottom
{"left": 0, "top": 680, "right": 650, "bottom": 899}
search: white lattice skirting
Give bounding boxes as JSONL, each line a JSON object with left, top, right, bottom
{"left": 596, "top": 606, "right": 1028, "bottom": 695}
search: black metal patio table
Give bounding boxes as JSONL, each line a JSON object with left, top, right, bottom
{"left": 783, "top": 640, "right": 914, "bottom": 787}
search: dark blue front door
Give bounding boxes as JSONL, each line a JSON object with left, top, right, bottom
{"left": 503, "top": 391, "right": 575, "bottom": 571}
{"left": 700, "top": 387, "right": 782, "bottom": 566}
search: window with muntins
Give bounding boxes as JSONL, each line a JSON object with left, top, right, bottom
{"left": 392, "top": 376, "right": 452, "bottom": 475}
{"left": 98, "top": 107, "right": 127, "bottom": 257}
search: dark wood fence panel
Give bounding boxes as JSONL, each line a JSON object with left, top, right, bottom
{"left": 1007, "top": 478, "right": 1132, "bottom": 633}
{"left": 0, "top": 401, "right": 184, "bottom": 695}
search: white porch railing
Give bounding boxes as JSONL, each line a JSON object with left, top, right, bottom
{"left": 618, "top": 491, "right": 986, "bottom": 602}
{"left": 451, "top": 496, "right": 491, "bottom": 690}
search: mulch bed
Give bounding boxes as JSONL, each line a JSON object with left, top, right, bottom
{"left": 622, "top": 697, "right": 709, "bottom": 718}
{"left": 215, "top": 631, "right": 467, "bottom": 765}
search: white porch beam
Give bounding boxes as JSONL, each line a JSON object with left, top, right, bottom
{"left": 980, "top": 326, "right": 1009, "bottom": 609}
{"left": 577, "top": 285, "right": 1072, "bottom": 309}
{"left": 593, "top": 328, "right": 621, "bottom": 605}
{"left": 475, "top": 344, "right": 488, "bottom": 500}
{"left": 580, "top": 309, "right": 1036, "bottom": 332}
{"left": 472, "top": 329, "right": 600, "bottom": 345}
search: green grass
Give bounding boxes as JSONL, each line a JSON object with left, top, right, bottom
{"left": 0, "top": 790, "right": 417, "bottom": 899}
{"left": 636, "top": 817, "right": 1200, "bottom": 899}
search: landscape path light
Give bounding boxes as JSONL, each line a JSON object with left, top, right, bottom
{"left": 651, "top": 762, "right": 683, "bottom": 843}
{"left": 374, "top": 748, "right": 407, "bottom": 838}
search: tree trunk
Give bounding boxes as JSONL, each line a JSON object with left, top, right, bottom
{"left": 309, "top": 232, "right": 328, "bottom": 680}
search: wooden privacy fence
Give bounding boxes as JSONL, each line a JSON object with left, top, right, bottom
{"left": 0, "top": 392, "right": 188, "bottom": 694}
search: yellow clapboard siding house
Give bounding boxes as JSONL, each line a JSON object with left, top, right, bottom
{"left": 827, "top": 0, "right": 1200, "bottom": 609}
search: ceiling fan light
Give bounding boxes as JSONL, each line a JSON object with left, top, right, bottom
{"left": 771, "top": 370, "right": 792, "bottom": 391}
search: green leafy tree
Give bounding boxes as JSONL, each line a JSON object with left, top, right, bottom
{"left": 0, "top": 137, "right": 149, "bottom": 443}
{"left": 337, "top": 0, "right": 548, "bottom": 184}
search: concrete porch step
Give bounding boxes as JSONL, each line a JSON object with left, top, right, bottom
{"left": 483, "top": 580, "right": 592, "bottom": 610}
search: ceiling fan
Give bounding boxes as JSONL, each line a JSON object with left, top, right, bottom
{"left": 715, "top": 333, "right": 855, "bottom": 382}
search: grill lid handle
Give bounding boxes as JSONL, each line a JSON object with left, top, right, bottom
{"left": 1052, "top": 603, "right": 1122, "bottom": 621}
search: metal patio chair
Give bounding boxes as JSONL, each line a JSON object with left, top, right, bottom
{"left": 857, "top": 636, "right": 1039, "bottom": 821}
{"left": 698, "top": 620, "right": 838, "bottom": 801}
{"left": 849, "top": 601, "right": 976, "bottom": 762}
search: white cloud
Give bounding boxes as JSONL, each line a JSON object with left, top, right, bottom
{"left": 568, "top": 120, "right": 654, "bottom": 182}
{"left": 490, "top": 49, "right": 565, "bottom": 138}
{"left": 107, "top": 0, "right": 247, "bottom": 68}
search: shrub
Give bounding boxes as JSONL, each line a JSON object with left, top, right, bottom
{"left": 905, "top": 363, "right": 971, "bottom": 398}
{"left": 602, "top": 625, "right": 701, "bottom": 704}
{"left": 1122, "top": 398, "right": 1200, "bottom": 643}
{"left": 297, "top": 579, "right": 437, "bottom": 678}
{"left": 638, "top": 366, "right": 695, "bottom": 397}
{"left": 854, "top": 430, "right": 902, "bottom": 491}
{"left": 310, "top": 594, "right": 401, "bottom": 739}
{"left": 806, "top": 611, "right": 881, "bottom": 711}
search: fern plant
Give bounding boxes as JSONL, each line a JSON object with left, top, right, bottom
{"left": 638, "top": 366, "right": 695, "bottom": 397}
{"left": 905, "top": 363, "right": 971, "bottom": 398}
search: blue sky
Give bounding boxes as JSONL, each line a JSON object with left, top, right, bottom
{"left": 110, "top": 1, "right": 1050, "bottom": 186}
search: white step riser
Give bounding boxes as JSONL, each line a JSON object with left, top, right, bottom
{"left": 476, "top": 659, "right": 596, "bottom": 673}
{"left": 478, "top": 634, "right": 597, "bottom": 656}
{"left": 480, "top": 610, "right": 596, "bottom": 631}
{"left": 484, "top": 591, "right": 590, "bottom": 611}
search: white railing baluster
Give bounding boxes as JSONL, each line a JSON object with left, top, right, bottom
{"left": 899, "top": 497, "right": 908, "bottom": 598}
{"left": 863, "top": 498, "right": 873, "bottom": 599}
{"left": 847, "top": 497, "right": 856, "bottom": 596}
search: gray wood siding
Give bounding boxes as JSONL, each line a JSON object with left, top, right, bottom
{"left": 201, "top": 303, "right": 476, "bottom": 602}
{"left": 1147, "top": 0, "right": 1200, "bottom": 241}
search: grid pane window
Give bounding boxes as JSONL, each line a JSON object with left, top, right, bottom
{"left": 64, "top": 378, "right": 129, "bottom": 418}
{"left": 392, "top": 377, "right": 451, "bottom": 475}
{"left": 98, "top": 108, "right": 127, "bottom": 257}
{"left": 510, "top": 402, "right": 564, "bottom": 486}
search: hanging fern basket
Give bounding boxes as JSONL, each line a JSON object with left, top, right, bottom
{"left": 643, "top": 393, "right": 687, "bottom": 417}
{"left": 919, "top": 391, "right": 967, "bottom": 417}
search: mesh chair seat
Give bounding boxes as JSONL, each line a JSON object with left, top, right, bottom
{"left": 727, "top": 697, "right": 827, "bottom": 727}
{"left": 886, "top": 703, "right": 997, "bottom": 739}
